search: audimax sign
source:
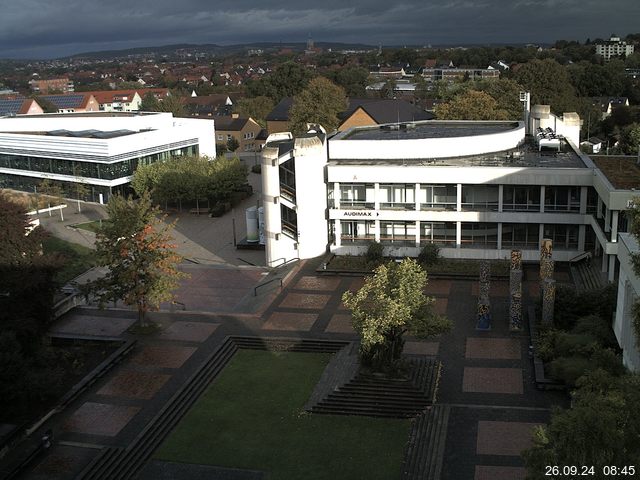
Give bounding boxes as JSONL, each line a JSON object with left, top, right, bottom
{"left": 342, "top": 210, "right": 380, "bottom": 218}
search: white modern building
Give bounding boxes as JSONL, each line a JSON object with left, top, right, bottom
{"left": 613, "top": 233, "right": 640, "bottom": 371}
{"left": 0, "top": 112, "right": 215, "bottom": 202}
{"left": 262, "top": 107, "right": 640, "bottom": 277}
{"left": 595, "top": 35, "right": 635, "bottom": 61}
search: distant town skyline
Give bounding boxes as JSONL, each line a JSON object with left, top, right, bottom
{"left": 1, "top": 0, "right": 639, "bottom": 60}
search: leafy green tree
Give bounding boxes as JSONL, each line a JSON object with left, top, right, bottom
{"left": 227, "top": 137, "right": 240, "bottom": 152}
{"left": 617, "top": 123, "right": 640, "bottom": 155}
{"left": 513, "top": 58, "right": 579, "bottom": 114}
{"left": 342, "top": 259, "right": 451, "bottom": 371}
{"left": 331, "top": 66, "right": 370, "bottom": 97}
{"left": 379, "top": 78, "right": 397, "bottom": 99}
{"left": 288, "top": 77, "right": 348, "bottom": 134}
{"left": 436, "top": 90, "right": 509, "bottom": 120}
{"left": 476, "top": 78, "right": 525, "bottom": 120}
{"left": 246, "top": 61, "right": 314, "bottom": 101}
{"left": 235, "top": 96, "right": 274, "bottom": 127}
{"left": 88, "top": 192, "right": 186, "bottom": 327}
{"left": 523, "top": 372, "right": 640, "bottom": 479}
{"left": 139, "top": 92, "right": 160, "bottom": 111}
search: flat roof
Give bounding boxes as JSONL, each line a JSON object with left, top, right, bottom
{"left": 330, "top": 137, "right": 586, "bottom": 169}
{"left": 591, "top": 155, "right": 640, "bottom": 189}
{"left": 4, "top": 129, "right": 140, "bottom": 139}
{"left": 337, "top": 121, "right": 520, "bottom": 141}
{"left": 5, "top": 112, "right": 157, "bottom": 119}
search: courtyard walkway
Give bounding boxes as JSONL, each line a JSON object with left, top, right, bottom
{"left": 19, "top": 258, "right": 569, "bottom": 480}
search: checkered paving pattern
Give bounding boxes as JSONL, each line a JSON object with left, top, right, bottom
{"left": 462, "top": 367, "right": 524, "bottom": 394}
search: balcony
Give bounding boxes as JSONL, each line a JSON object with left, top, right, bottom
{"left": 380, "top": 202, "right": 416, "bottom": 210}
{"left": 339, "top": 200, "right": 374, "bottom": 209}
{"left": 280, "top": 183, "right": 296, "bottom": 203}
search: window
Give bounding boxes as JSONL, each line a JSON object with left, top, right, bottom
{"left": 543, "top": 224, "right": 579, "bottom": 250}
{"left": 281, "top": 205, "right": 297, "bottom": 240}
{"left": 420, "top": 185, "right": 456, "bottom": 210}
{"left": 544, "top": 186, "right": 580, "bottom": 212}
{"left": 502, "top": 223, "right": 539, "bottom": 248}
{"left": 461, "top": 185, "right": 499, "bottom": 211}
{"left": 461, "top": 223, "right": 498, "bottom": 248}
{"left": 217, "top": 134, "right": 223, "bottom": 141}
{"left": 380, "top": 221, "right": 415, "bottom": 246}
{"left": 503, "top": 186, "right": 540, "bottom": 211}
{"left": 279, "top": 158, "right": 296, "bottom": 201}
{"left": 339, "top": 184, "right": 374, "bottom": 208}
{"left": 379, "top": 184, "right": 415, "bottom": 209}
{"left": 340, "top": 221, "right": 376, "bottom": 244}
{"left": 420, "top": 222, "right": 456, "bottom": 245}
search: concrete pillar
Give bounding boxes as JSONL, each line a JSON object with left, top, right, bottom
{"left": 602, "top": 253, "right": 608, "bottom": 273}
{"left": 539, "top": 224, "right": 545, "bottom": 247}
{"left": 597, "top": 197, "right": 603, "bottom": 219}
{"left": 415, "top": 183, "right": 420, "bottom": 212}
{"left": 612, "top": 211, "right": 619, "bottom": 242}
{"left": 415, "top": 220, "right": 420, "bottom": 247}
{"left": 605, "top": 207, "right": 611, "bottom": 233}
{"left": 457, "top": 183, "right": 462, "bottom": 212}
{"left": 579, "top": 186, "right": 588, "bottom": 214}
{"left": 374, "top": 183, "right": 380, "bottom": 210}
{"left": 578, "top": 225, "right": 586, "bottom": 251}
{"left": 334, "top": 182, "right": 340, "bottom": 209}
{"left": 375, "top": 219, "right": 380, "bottom": 242}
{"left": 539, "top": 186, "right": 545, "bottom": 213}
{"left": 498, "top": 185, "right": 504, "bottom": 213}
{"left": 609, "top": 255, "right": 616, "bottom": 282}
{"left": 335, "top": 220, "right": 341, "bottom": 247}
{"left": 456, "top": 221, "right": 462, "bottom": 247}
{"left": 497, "top": 223, "right": 503, "bottom": 250}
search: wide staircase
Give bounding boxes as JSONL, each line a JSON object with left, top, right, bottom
{"left": 570, "top": 253, "right": 607, "bottom": 292}
{"left": 310, "top": 358, "right": 441, "bottom": 418}
{"left": 401, "top": 404, "right": 451, "bottom": 480}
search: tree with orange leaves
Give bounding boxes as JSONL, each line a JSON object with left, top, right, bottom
{"left": 88, "top": 191, "right": 187, "bottom": 327}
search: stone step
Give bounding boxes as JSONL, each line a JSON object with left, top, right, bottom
{"left": 401, "top": 404, "right": 450, "bottom": 480}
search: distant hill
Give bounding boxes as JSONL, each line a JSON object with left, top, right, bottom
{"left": 67, "top": 42, "right": 378, "bottom": 60}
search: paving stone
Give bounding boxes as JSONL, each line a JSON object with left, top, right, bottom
{"left": 63, "top": 402, "right": 140, "bottom": 437}
{"left": 51, "top": 315, "right": 136, "bottom": 337}
{"left": 526, "top": 282, "right": 540, "bottom": 298}
{"left": 475, "top": 465, "right": 527, "bottom": 480}
{"left": 262, "top": 312, "right": 318, "bottom": 331}
{"left": 465, "top": 338, "right": 521, "bottom": 360}
{"left": 434, "top": 297, "right": 448, "bottom": 315}
{"left": 476, "top": 421, "right": 541, "bottom": 456}
{"left": 471, "top": 281, "right": 509, "bottom": 297}
{"left": 462, "top": 367, "right": 523, "bottom": 394}
{"left": 160, "top": 321, "right": 219, "bottom": 342}
{"left": 294, "top": 276, "right": 341, "bottom": 291}
{"left": 30, "top": 445, "right": 96, "bottom": 480}
{"left": 97, "top": 370, "right": 171, "bottom": 400}
{"left": 403, "top": 341, "right": 439, "bottom": 356}
{"left": 130, "top": 345, "right": 197, "bottom": 369}
{"left": 349, "top": 277, "right": 366, "bottom": 291}
{"left": 278, "top": 293, "right": 330, "bottom": 310}
{"left": 424, "top": 279, "right": 452, "bottom": 295}
{"left": 324, "top": 314, "right": 355, "bottom": 333}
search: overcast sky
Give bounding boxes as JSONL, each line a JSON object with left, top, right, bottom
{"left": 1, "top": 0, "right": 638, "bottom": 59}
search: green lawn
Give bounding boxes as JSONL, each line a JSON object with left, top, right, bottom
{"left": 73, "top": 221, "right": 102, "bottom": 233}
{"left": 42, "top": 236, "right": 96, "bottom": 284}
{"left": 155, "top": 350, "right": 410, "bottom": 480}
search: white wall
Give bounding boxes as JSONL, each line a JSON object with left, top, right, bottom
{"left": 614, "top": 233, "right": 640, "bottom": 372}
{"left": 330, "top": 122, "right": 525, "bottom": 160}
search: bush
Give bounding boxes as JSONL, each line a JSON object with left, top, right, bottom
{"left": 572, "top": 315, "right": 618, "bottom": 348}
{"left": 549, "top": 356, "right": 592, "bottom": 387}
{"left": 365, "top": 241, "right": 384, "bottom": 266}
{"left": 251, "top": 164, "right": 262, "bottom": 174}
{"left": 418, "top": 243, "right": 440, "bottom": 267}
{"left": 554, "top": 284, "right": 617, "bottom": 330}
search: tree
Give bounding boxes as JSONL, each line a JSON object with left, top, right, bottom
{"left": 139, "top": 92, "right": 160, "bottom": 111}
{"left": 246, "top": 61, "right": 314, "bottom": 101}
{"left": 435, "top": 90, "right": 509, "bottom": 120}
{"left": 342, "top": 259, "right": 451, "bottom": 371}
{"left": 331, "top": 66, "right": 370, "bottom": 97}
{"left": 235, "top": 96, "right": 274, "bottom": 127}
{"left": 379, "top": 78, "right": 397, "bottom": 99}
{"left": 88, "top": 192, "right": 186, "bottom": 327}
{"left": 523, "top": 372, "right": 640, "bottom": 478}
{"left": 288, "top": 77, "right": 348, "bottom": 134}
{"left": 513, "top": 58, "right": 579, "bottom": 114}
{"left": 226, "top": 136, "right": 240, "bottom": 152}
{"left": 617, "top": 123, "right": 640, "bottom": 155}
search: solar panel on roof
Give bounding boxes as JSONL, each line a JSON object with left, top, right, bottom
{"left": 0, "top": 99, "right": 24, "bottom": 115}
{"left": 42, "top": 94, "right": 85, "bottom": 109}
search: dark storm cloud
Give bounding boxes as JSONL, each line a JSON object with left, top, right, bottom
{"left": 1, "top": 0, "right": 639, "bottom": 58}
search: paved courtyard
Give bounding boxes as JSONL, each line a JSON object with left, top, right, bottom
{"left": 19, "top": 258, "right": 569, "bottom": 480}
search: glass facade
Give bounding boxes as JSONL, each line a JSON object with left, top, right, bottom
{"left": 379, "top": 184, "right": 415, "bottom": 210}
{"left": 461, "top": 185, "right": 499, "bottom": 211}
{"left": 461, "top": 222, "right": 498, "bottom": 248}
{"left": 543, "top": 224, "right": 579, "bottom": 250}
{"left": 544, "top": 186, "right": 580, "bottom": 212}
{"left": 341, "top": 220, "right": 376, "bottom": 244}
{"left": 420, "top": 185, "right": 457, "bottom": 210}
{"left": 339, "top": 183, "right": 374, "bottom": 208}
{"left": 503, "top": 186, "right": 541, "bottom": 212}
{"left": 502, "top": 223, "right": 539, "bottom": 248}
{"left": 380, "top": 221, "right": 416, "bottom": 245}
{"left": 0, "top": 145, "right": 197, "bottom": 182}
{"left": 420, "top": 222, "right": 457, "bottom": 245}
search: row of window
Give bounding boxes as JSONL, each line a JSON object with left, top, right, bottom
{"left": 0, "top": 146, "right": 198, "bottom": 181}
{"left": 334, "top": 184, "right": 597, "bottom": 213}
{"left": 339, "top": 220, "right": 580, "bottom": 250}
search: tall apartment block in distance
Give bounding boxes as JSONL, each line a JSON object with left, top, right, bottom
{"left": 595, "top": 34, "right": 634, "bottom": 61}
{"left": 28, "top": 77, "right": 75, "bottom": 94}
